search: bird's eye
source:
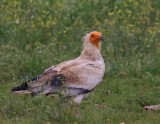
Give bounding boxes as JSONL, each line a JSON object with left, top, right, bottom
{"left": 91, "top": 34, "right": 94, "bottom": 37}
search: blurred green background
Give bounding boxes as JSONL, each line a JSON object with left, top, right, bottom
{"left": 0, "top": 0, "right": 160, "bottom": 124}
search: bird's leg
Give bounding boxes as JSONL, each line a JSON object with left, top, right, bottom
{"left": 73, "top": 94, "right": 84, "bottom": 104}
{"left": 73, "top": 93, "right": 89, "bottom": 104}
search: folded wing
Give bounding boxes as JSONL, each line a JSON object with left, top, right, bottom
{"left": 11, "top": 60, "right": 103, "bottom": 97}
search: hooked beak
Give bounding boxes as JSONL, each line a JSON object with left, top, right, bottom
{"left": 101, "top": 36, "right": 104, "bottom": 41}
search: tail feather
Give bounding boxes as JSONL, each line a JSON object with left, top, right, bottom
{"left": 11, "top": 82, "right": 29, "bottom": 92}
{"left": 11, "top": 73, "right": 89, "bottom": 97}
{"left": 11, "top": 76, "right": 40, "bottom": 94}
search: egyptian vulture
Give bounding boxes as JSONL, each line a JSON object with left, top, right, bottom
{"left": 11, "top": 31, "right": 105, "bottom": 104}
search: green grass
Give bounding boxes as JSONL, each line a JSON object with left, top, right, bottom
{"left": 0, "top": 0, "right": 160, "bottom": 123}
{"left": 1, "top": 77, "right": 160, "bottom": 124}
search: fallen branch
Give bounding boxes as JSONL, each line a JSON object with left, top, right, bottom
{"left": 144, "top": 104, "right": 160, "bottom": 111}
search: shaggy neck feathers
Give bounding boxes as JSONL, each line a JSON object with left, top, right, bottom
{"left": 80, "top": 34, "right": 102, "bottom": 61}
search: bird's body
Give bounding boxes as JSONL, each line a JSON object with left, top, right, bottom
{"left": 11, "top": 31, "right": 105, "bottom": 104}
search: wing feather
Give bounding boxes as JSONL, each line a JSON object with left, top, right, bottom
{"left": 12, "top": 59, "right": 104, "bottom": 96}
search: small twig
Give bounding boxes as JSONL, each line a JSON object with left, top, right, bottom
{"left": 95, "top": 103, "right": 108, "bottom": 109}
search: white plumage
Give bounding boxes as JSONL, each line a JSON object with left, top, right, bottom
{"left": 11, "top": 31, "right": 105, "bottom": 104}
